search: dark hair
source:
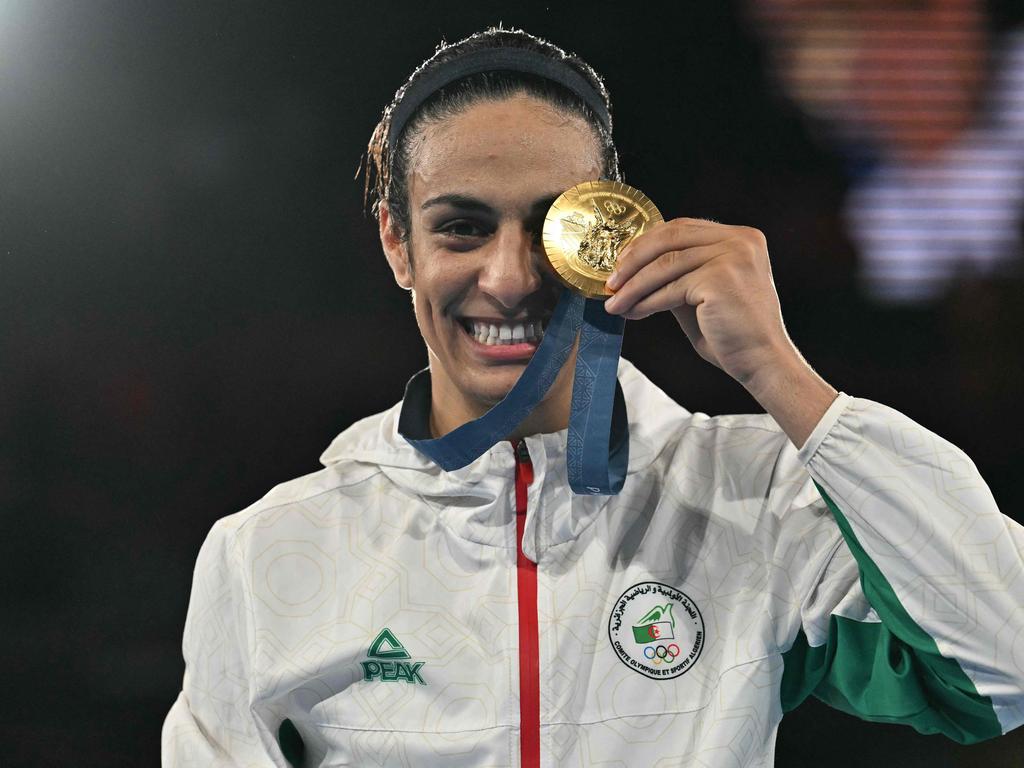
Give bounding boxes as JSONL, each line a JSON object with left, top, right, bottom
{"left": 362, "top": 26, "right": 621, "bottom": 240}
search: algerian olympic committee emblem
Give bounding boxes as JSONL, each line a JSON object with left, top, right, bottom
{"left": 608, "top": 581, "right": 705, "bottom": 680}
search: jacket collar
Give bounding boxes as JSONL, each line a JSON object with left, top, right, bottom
{"left": 318, "top": 358, "right": 690, "bottom": 549}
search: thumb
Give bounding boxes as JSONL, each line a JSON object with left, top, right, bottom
{"left": 671, "top": 305, "right": 719, "bottom": 367}
{"left": 672, "top": 304, "right": 702, "bottom": 347}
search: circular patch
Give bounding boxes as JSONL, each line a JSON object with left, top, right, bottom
{"left": 608, "top": 581, "right": 705, "bottom": 680}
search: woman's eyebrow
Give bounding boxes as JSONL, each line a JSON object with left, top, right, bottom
{"left": 420, "top": 193, "right": 561, "bottom": 216}
{"left": 529, "top": 195, "right": 559, "bottom": 217}
{"left": 421, "top": 194, "right": 494, "bottom": 213}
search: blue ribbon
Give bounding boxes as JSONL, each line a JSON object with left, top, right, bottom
{"left": 403, "top": 289, "right": 628, "bottom": 495}
{"left": 567, "top": 297, "right": 627, "bottom": 494}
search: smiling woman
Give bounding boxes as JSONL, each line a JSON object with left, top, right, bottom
{"left": 163, "top": 24, "right": 1024, "bottom": 768}
{"left": 380, "top": 94, "right": 604, "bottom": 435}
{"left": 360, "top": 28, "right": 622, "bottom": 437}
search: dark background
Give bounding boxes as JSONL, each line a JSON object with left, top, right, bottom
{"left": 3, "top": 1, "right": 1023, "bottom": 765}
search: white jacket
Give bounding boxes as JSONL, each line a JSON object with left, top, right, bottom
{"left": 163, "top": 359, "right": 1024, "bottom": 767}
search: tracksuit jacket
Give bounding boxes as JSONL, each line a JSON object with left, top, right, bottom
{"left": 162, "top": 359, "right": 1024, "bottom": 767}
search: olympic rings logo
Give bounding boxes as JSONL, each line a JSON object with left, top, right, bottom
{"left": 642, "top": 643, "right": 681, "bottom": 665}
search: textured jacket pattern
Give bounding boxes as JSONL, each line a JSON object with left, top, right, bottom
{"left": 162, "top": 360, "right": 1024, "bottom": 767}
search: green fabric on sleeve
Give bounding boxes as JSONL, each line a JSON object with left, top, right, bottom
{"left": 780, "top": 482, "right": 1002, "bottom": 744}
{"left": 278, "top": 718, "right": 305, "bottom": 768}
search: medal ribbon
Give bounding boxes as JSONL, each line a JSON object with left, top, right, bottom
{"left": 567, "top": 297, "right": 628, "bottom": 494}
{"left": 403, "top": 289, "right": 628, "bottom": 495}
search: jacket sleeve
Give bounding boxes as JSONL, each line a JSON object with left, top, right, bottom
{"left": 778, "top": 393, "right": 1024, "bottom": 743}
{"left": 162, "top": 518, "right": 294, "bottom": 767}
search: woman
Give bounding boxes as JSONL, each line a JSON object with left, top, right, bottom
{"left": 163, "top": 26, "right": 1024, "bottom": 768}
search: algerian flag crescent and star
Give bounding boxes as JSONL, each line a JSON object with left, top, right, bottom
{"left": 632, "top": 603, "right": 675, "bottom": 644}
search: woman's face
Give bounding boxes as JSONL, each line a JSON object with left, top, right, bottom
{"left": 381, "top": 93, "right": 604, "bottom": 428}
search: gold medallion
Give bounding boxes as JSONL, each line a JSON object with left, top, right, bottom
{"left": 543, "top": 180, "right": 663, "bottom": 298}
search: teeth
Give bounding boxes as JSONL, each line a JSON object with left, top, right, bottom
{"left": 467, "top": 320, "right": 546, "bottom": 346}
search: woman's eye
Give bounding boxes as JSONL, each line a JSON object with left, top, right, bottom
{"left": 438, "top": 220, "right": 488, "bottom": 239}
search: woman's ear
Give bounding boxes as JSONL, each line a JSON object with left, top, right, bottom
{"left": 379, "top": 205, "right": 413, "bottom": 290}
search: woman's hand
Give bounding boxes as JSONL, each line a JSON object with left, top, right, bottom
{"left": 603, "top": 218, "right": 838, "bottom": 447}
{"left": 604, "top": 218, "right": 792, "bottom": 386}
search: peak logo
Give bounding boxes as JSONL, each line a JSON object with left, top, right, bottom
{"left": 360, "top": 628, "right": 427, "bottom": 685}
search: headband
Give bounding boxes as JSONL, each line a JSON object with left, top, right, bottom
{"left": 386, "top": 47, "right": 612, "bottom": 150}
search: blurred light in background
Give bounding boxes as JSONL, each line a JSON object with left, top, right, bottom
{"left": 747, "top": 0, "right": 1024, "bottom": 303}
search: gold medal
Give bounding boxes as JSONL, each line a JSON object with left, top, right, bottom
{"left": 542, "top": 180, "right": 663, "bottom": 298}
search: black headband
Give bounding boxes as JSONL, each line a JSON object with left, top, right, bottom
{"left": 386, "top": 47, "right": 612, "bottom": 151}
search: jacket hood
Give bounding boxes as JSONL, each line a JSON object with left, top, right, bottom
{"left": 317, "top": 359, "right": 694, "bottom": 552}
{"left": 319, "top": 358, "right": 690, "bottom": 487}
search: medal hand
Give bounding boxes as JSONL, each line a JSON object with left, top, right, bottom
{"left": 603, "top": 218, "right": 838, "bottom": 449}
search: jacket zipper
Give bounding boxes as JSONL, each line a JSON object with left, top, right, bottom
{"left": 513, "top": 439, "right": 539, "bottom": 768}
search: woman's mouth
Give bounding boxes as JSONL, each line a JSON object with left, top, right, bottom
{"left": 458, "top": 317, "right": 548, "bottom": 361}
{"left": 460, "top": 318, "right": 546, "bottom": 346}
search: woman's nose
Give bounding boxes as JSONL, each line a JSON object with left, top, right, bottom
{"left": 478, "top": 225, "right": 543, "bottom": 309}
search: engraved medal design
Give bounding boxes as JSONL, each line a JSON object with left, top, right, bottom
{"left": 543, "top": 181, "right": 663, "bottom": 298}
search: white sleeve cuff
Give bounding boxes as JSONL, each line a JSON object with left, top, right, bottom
{"left": 796, "top": 392, "right": 853, "bottom": 466}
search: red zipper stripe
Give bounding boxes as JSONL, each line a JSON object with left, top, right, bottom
{"left": 513, "top": 440, "right": 539, "bottom": 768}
